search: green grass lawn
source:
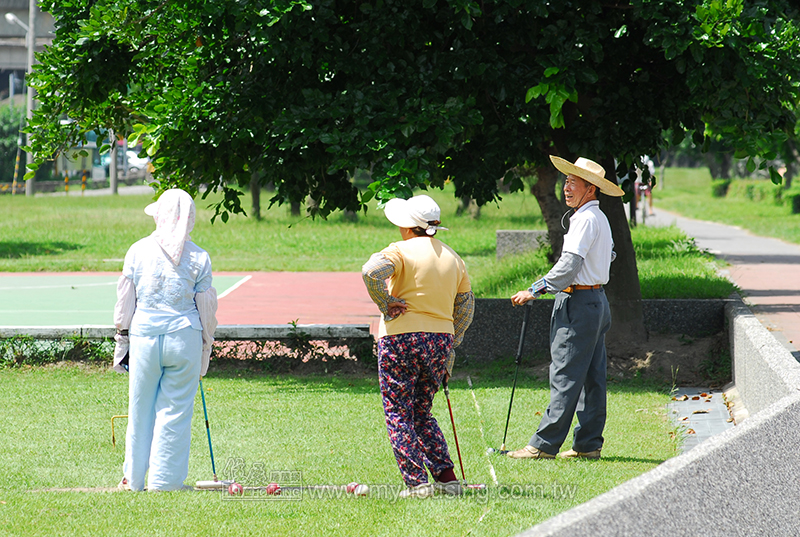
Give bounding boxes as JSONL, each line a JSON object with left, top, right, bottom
{"left": 0, "top": 184, "right": 734, "bottom": 298}
{"left": 0, "top": 186, "right": 543, "bottom": 274}
{"left": 0, "top": 363, "right": 677, "bottom": 537}
{"left": 0, "top": 176, "right": 736, "bottom": 536}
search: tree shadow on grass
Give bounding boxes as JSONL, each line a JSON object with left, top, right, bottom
{"left": 0, "top": 241, "right": 82, "bottom": 258}
{"left": 598, "top": 456, "right": 669, "bottom": 465}
{"left": 458, "top": 245, "right": 497, "bottom": 257}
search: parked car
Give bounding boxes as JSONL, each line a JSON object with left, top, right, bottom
{"left": 126, "top": 150, "right": 150, "bottom": 172}
{"left": 101, "top": 149, "right": 150, "bottom": 174}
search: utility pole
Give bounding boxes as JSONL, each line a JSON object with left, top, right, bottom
{"left": 24, "top": 0, "right": 36, "bottom": 196}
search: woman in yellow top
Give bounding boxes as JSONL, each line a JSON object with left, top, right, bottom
{"left": 362, "top": 195, "right": 474, "bottom": 499}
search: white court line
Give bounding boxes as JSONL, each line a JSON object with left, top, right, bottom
{"left": 0, "top": 310, "right": 110, "bottom": 313}
{"left": 217, "top": 275, "right": 252, "bottom": 299}
{"left": 467, "top": 375, "right": 499, "bottom": 486}
{"left": 0, "top": 282, "right": 116, "bottom": 291}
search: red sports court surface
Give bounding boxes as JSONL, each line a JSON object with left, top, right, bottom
{"left": 0, "top": 272, "right": 381, "bottom": 334}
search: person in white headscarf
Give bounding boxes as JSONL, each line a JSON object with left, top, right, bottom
{"left": 113, "top": 188, "right": 218, "bottom": 491}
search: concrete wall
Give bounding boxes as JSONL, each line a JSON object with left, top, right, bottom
{"left": 519, "top": 392, "right": 800, "bottom": 536}
{"left": 496, "top": 230, "right": 548, "bottom": 260}
{"left": 459, "top": 298, "right": 729, "bottom": 363}
{"left": 0, "top": 1, "right": 54, "bottom": 71}
{"left": 516, "top": 294, "right": 800, "bottom": 536}
{"left": 727, "top": 298, "right": 800, "bottom": 415}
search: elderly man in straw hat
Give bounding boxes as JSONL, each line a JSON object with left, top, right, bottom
{"left": 507, "top": 155, "right": 624, "bottom": 460}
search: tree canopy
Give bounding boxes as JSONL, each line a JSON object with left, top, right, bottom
{"left": 28, "top": 0, "right": 799, "bottom": 221}
{"left": 26, "top": 0, "right": 800, "bottom": 341}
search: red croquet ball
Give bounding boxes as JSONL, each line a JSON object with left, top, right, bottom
{"left": 346, "top": 482, "right": 359, "bottom": 494}
{"left": 228, "top": 482, "right": 244, "bottom": 496}
{"left": 266, "top": 482, "right": 281, "bottom": 495}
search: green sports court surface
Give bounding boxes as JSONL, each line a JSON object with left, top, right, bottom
{"left": 0, "top": 274, "right": 246, "bottom": 326}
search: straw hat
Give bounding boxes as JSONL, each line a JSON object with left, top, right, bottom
{"left": 550, "top": 155, "right": 624, "bottom": 197}
{"left": 384, "top": 195, "right": 448, "bottom": 235}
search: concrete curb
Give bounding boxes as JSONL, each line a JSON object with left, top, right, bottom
{"left": 727, "top": 298, "right": 800, "bottom": 414}
{"left": 518, "top": 391, "right": 800, "bottom": 536}
{"left": 516, "top": 294, "right": 800, "bottom": 536}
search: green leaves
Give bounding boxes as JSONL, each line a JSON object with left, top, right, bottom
{"left": 26, "top": 0, "right": 800, "bottom": 221}
{"left": 524, "top": 68, "right": 578, "bottom": 129}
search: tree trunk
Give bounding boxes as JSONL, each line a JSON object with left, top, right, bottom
{"left": 250, "top": 173, "right": 261, "bottom": 220}
{"left": 785, "top": 141, "right": 798, "bottom": 189}
{"left": 291, "top": 201, "right": 301, "bottom": 216}
{"left": 456, "top": 195, "right": 481, "bottom": 219}
{"left": 704, "top": 152, "right": 732, "bottom": 180}
{"left": 530, "top": 165, "right": 567, "bottom": 262}
{"left": 599, "top": 157, "right": 647, "bottom": 345}
{"left": 719, "top": 152, "right": 732, "bottom": 179}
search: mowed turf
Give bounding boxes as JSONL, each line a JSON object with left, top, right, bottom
{"left": 0, "top": 364, "right": 677, "bottom": 537}
{"left": 0, "top": 177, "right": 716, "bottom": 535}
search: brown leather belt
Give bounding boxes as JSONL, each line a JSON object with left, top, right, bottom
{"left": 563, "top": 284, "right": 602, "bottom": 294}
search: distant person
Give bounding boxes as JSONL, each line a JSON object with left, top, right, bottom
{"left": 507, "top": 156, "right": 623, "bottom": 460}
{"left": 362, "top": 195, "right": 474, "bottom": 498}
{"left": 635, "top": 157, "right": 656, "bottom": 216}
{"left": 113, "top": 189, "right": 218, "bottom": 491}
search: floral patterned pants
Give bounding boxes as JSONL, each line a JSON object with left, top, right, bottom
{"left": 378, "top": 332, "right": 455, "bottom": 487}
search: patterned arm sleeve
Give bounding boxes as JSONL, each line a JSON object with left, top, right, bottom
{"left": 447, "top": 290, "right": 475, "bottom": 374}
{"left": 362, "top": 253, "right": 405, "bottom": 321}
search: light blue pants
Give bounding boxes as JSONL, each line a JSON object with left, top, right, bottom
{"left": 123, "top": 326, "right": 202, "bottom": 491}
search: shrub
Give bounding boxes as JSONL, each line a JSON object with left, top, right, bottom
{"left": 0, "top": 335, "right": 113, "bottom": 368}
{"left": 725, "top": 179, "right": 786, "bottom": 204}
{"left": 787, "top": 193, "right": 800, "bottom": 214}
{"left": 0, "top": 104, "right": 25, "bottom": 184}
{"left": 711, "top": 179, "right": 730, "bottom": 198}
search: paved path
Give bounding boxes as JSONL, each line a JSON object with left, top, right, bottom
{"left": 646, "top": 208, "right": 800, "bottom": 360}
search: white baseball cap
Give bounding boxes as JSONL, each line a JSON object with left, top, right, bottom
{"left": 384, "top": 195, "right": 448, "bottom": 235}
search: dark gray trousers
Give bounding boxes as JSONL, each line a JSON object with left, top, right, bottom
{"left": 530, "top": 287, "right": 612, "bottom": 454}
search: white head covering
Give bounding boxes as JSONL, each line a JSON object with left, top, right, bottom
{"left": 383, "top": 195, "right": 448, "bottom": 235}
{"left": 144, "top": 189, "right": 196, "bottom": 265}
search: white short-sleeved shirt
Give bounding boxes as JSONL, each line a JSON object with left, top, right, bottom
{"left": 123, "top": 235, "right": 213, "bottom": 336}
{"left": 561, "top": 200, "right": 614, "bottom": 286}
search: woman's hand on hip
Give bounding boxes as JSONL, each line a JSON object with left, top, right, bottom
{"left": 387, "top": 301, "right": 408, "bottom": 318}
